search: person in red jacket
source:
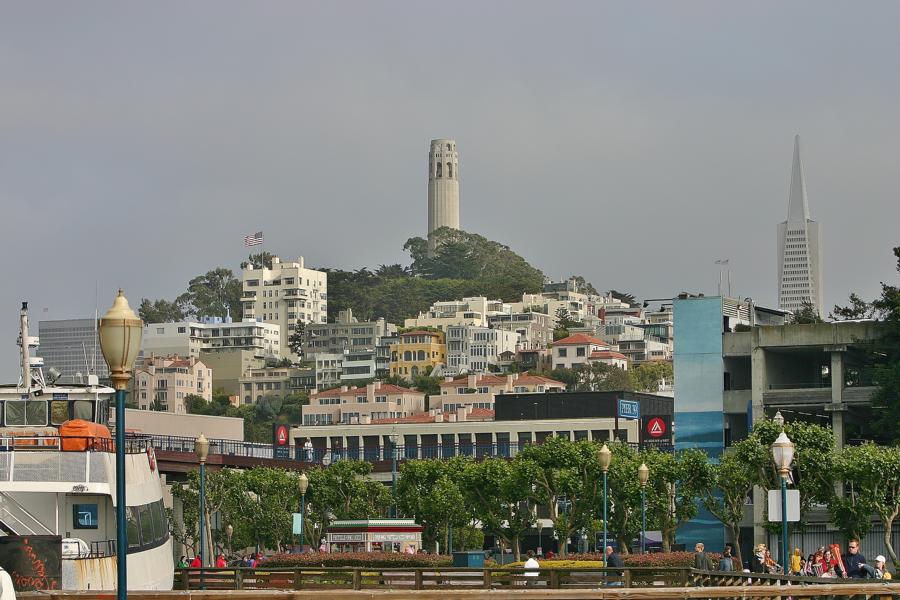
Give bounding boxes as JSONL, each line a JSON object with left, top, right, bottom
{"left": 190, "top": 555, "right": 201, "bottom": 568}
{"left": 215, "top": 555, "right": 227, "bottom": 568}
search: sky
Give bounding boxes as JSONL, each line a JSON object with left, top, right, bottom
{"left": 1, "top": 1, "right": 899, "bottom": 379}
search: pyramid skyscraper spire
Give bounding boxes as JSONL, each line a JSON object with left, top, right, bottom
{"left": 777, "top": 135, "right": 823, "bottom": 316}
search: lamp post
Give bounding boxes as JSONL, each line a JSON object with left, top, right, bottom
{"left": 773, "top": 411, "right": 785, "bottom": 429}
{"left": 195, "top": 433, "right": 210, "bottom": 569}
{"left": 226, "top": 524, "right": 233, "bottom": 557}
{"left": 98, "top": 290, "right": 142, "bottom": 600}
{"left": 389, "top": 428, "right": 399, "bottom": 518}
{"left": 771, "top": 430, "right": 795, "bottom": 572}
{"left": 638, "top": 463, "right": 649, "bottom": 554}
{"left": 298, "top": 472, "right": 309, "bottom": 549}
{"left": 598, "top": 444, "right": 612, "bottom": 558}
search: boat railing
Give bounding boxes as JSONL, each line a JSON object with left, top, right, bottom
{"left": 0, "top": 434, "right": 153, "bottom": 454}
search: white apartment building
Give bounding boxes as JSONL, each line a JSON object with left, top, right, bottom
{"left": 241, "top": 256, "right": 328, "bottom": 360}
{"left": 444, "top": 325, "right": 518, "bottom": 375}
{"left": 303, "top": 382, "right": 426, "bottom": 426}
{"left": 134, "top": 355, "right": 212, "bottom": 413}
{"left": 487, "top": 311, "right": 554, "bottom": 350}
{"left": 438, "top": 373, "right": 566, "bottom": 413}
{"left": 551, "top": 333, "right": 628, "bottom": 370}
{"left": 142, "top": 316, "right": 281, "bottom": 359}
{"left": 315, "top": 352, "right": 344, "bottom": 391}
{"left": 404, "top": 297, "right": 511, "bottom": 330}
{"left": 513, "top": 291, "right": 588, "bottom": 325}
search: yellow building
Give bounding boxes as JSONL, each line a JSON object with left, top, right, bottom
{"left": 390, "top": 330, "right": 446, "bottom": 378}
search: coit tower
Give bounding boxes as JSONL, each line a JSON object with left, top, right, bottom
{"left": 427, "top": 138, "right": 460, "bottom": 250}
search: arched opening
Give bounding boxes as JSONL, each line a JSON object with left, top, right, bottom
{"left": 447, "top": 162, "right": 453, "bottom": 178}
{"left": 404, "top": 351, "right": 412, "bottom": 361}
{"left": 417, "top": 350, "right": 426, "bottom": 361}
{"left": 436, "top": 162, "right": 442, "bottom": 177}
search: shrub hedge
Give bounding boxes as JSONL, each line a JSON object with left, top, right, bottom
{"left": 263, "top": 552, "right": 452, "bottom": 569}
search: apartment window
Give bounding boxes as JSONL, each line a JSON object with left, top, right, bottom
{"left": 558, "top": 348, "right": 567, "bottom": 357}
{"left": 177, "top": 327, "right": 186, "bottom": 334}
{"left": 576, "top": 347, "right": 586, "bottom": 357}
{"left": 156, "top": 327, "right": 165, "bottom": 334}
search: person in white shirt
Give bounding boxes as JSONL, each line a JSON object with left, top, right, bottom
{"left": 523, "top": 550, "right": 540, "bottom": 587}
{"left": 0, "top": 565, "right": 16, "bottom": 600}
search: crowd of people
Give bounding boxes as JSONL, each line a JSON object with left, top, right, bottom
{"left": 177, "top": 552, "right": 267, "bottom": 569}
{"left": 696, "top": 540, "right": 893, "bottom": 580}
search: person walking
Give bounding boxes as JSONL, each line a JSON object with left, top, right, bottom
{"left": 694, "top": 543, "right": 714, "bottom": 571}
{"left": 790, "top": 548, "right": 802, "bottom": 575}
{"left": 523, "top": 550, "right": 540, "bottom": 587}
{"left": 718, "top": 548, "right": 735, "bottom": 571}
{"left": 605, "top": 546, "right": 625, "bottom": 586}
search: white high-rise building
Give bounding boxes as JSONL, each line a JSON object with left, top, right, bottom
{"left": 427, "top": 138, "right": 460, "bottom": 249}
{"left": 241, "top": 256, "right": 327, "bottom": 360}
{"left": 777, "top": 135, "right": 824, "bottom": 316}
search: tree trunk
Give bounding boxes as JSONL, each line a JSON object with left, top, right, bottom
{"left": 661, "top": 525, "right": 673, "bottom": 552}
{"left": 883, "top": 513, "right": 897, "bottom": 566}
{"left": 730, "top": 524, "right": 743, "bottom": 569}
{"left": 512, "top": 534, "right": 520, "bottom": 561}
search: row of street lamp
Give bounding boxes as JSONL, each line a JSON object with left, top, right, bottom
{"left": 97, "top": 290, "right": 796, "bottom": 598}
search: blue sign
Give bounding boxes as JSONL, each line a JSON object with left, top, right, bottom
{"left": 618, "top": 399, "right": 640, "bottom": 420}
{"left": 73, "top": 504, "right": 98, "bottom": 529}
{"left": 52, "top": 393, "right": 69, "bottom": 400}
{"left": 292, "top": 512, "right": 303, "bottom": 535}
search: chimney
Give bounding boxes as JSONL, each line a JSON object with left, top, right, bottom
{"left": 444, "top": 376, "right": 454, "bottom": 383}
{"left": 361, "top": 415, "right": 371, "bottom": 424}
{"left": 458, "top": 406, "right": 470, "bottom": 421}
{"left": 448, "top": 413, "right": 457, "bottom": 422}
{"left": 468, "top": 374, "right": 477, "bottom": 389}
{"left": 374, "top": 381, "right": 382, "bottom": 390}
{"left": 340, "top": 386, "right": 348, "bottom": 393}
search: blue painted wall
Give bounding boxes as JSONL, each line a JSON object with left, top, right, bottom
{"left": 673, "top": 297, "right": 725, "bottom": 551}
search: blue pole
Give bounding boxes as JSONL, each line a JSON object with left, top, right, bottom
{"left": 641, "top": 486, "right": 646, "bottom": 554}
{"left": 602, "top": 471, "right": 608, "bottom": 559}
{"left": 115, "top": 388, "right": 127, "bottom": 600}
{"left": 781, "top": 476, "right": 788, "bottom": 574}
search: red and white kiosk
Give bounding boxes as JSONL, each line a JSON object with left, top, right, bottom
{"left": 326, "top": 519, "right": 423, "bottom": 553}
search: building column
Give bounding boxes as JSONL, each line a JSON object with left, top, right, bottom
{"left": 829, "top": 350, "right": 845, "bottom": 451}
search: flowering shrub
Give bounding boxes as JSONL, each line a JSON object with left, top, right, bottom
{"left": 558, "top": 551, "right": 721, "bottom": 568}
{"left": 504, "top": 560, "right": 605, "bottom": 569}
{"left": 263, "top": 552, "right": 452, "bottom": 569}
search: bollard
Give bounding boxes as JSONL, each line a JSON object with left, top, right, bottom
{"left": 549, "top": 569, "right": 560, "bottom": 589}
{"left": 482, "top": 568, "right": 492, "bottom": 589}
{"left": 414, "top": 569, "right": 423, "bottom": 590}
{"left": 352, "top": 568, "right": 362, "bottom": 590}
{"left": 293, "top": 568, "right": 303, "bottom": 590}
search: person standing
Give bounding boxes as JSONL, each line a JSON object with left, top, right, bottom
{"left": 523, "top": 550, "right": 540, "bottom": 587}
{"left": 751, "top": 544, "right": 767, "bottom": 574}
{"left": 718, "top": 548, "right": 735, "bottom": 571}
{"left": 190, "top": 554, "right": 202, "bottom": 568}
{"left": 694, "top": 543, "right": 714, "bottom": 571}
{"left": 842, "top": 539, "right": 873, "bottom": 578}
{"left": 790, "top": 548, "right": 802, "bottom": 575}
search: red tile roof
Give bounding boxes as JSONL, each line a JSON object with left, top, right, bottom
{"left": 370, "top": 413, "right": 438, "bottom": 424}
{"left": 589, "top": 350, "right": 628, "bottom": 360}
{"left": 552, "top": 333, "right": 609, "bottom": 346}
{"left": 466, "top": 408, "right": 495, "bottom": 419}
{"left": 400, "top": 330, "right": 441, "bottom": 337}
{"left": 439, "top": 374, "right": 566, "bottom": 389}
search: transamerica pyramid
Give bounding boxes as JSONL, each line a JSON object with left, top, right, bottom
{"left": 777, "top": 135, "right": 824, "bottom": 317}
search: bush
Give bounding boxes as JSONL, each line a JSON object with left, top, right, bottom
{"left": 505, "top": 560, "right": 605, "bottom": 569}
{"left": 558, "top": 551, "right": 721, "bottom": 568}
{"left": 263, "top": 552, "right": 451, "bottom": 569}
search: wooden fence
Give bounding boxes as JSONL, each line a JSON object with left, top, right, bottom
{"left": 173, "top": 566, "right": 900, "bottom": 593}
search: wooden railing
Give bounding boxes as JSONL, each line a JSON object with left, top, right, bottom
{"left": 176, "top": 566, "right": 900, "bottom": 592}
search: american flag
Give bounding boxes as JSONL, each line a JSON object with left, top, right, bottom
{"left": 244, "top": 231, "right": 263, "bottom": 247}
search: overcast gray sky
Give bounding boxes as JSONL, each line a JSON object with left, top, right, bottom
{"left": 2, "top": 1, "right": 899, "bottom": 379}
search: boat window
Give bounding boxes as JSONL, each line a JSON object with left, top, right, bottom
{"left": 50, "top": 401, "right": 69, "bottom": 425}
{"left": 150, "top": 500, "right": 166, "bottom": 541}
{"left": 5, "top": 401, "right": 26, "bottom": 426}
{"left": 137, "top": 504, "right": 153, "bottom": 546}
{"left": 73, "top": 503, "right": 99, "bottom": 529}
{"left": 26, "top": 401, "right": 48, "bottom": 426}
{"left": 126, "top": 508, "right": 140, "bottom": 549}
{"left": 73, "top": 401, "right": 94, "bottom": 421}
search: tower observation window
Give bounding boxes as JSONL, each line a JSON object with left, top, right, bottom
{"left": 447, "top": 162, "right": 453, "bottom": 178}
{"left": 436, "top": 162, "right": 442, "bottom": 177}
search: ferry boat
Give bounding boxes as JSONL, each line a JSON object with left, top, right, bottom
{"left": 0, "top": 303, "right": 173, "bottom": 591}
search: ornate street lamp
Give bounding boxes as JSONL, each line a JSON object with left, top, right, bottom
{"left": 638, "top": 463, "right": 650, "bottom": 554}
{"left": 773, "top": 411, "right": 785, "bottom": 429}
{"left": 389, "top": 428, "right": 399, "bottom": 518}
{"left": 298, "top": 472, "right": 309, "bottom": 549}
{"left": 598, "top": 444, "right": 612, "bottom": 560}
{"left": 195, "top": 433, "right": 210, "bottom": 571}
{"left": 98, "top": 290, "right": 142, "bottom": 600}
{"left": 771, "top": 430, "right": 795, "bottom": 571}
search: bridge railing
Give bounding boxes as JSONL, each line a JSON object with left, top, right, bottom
{"left": 176, "top": 566, "right": 899, "bottom": 592}
{"left": 152, "top": 435, "right": 669, "bottom": 464}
